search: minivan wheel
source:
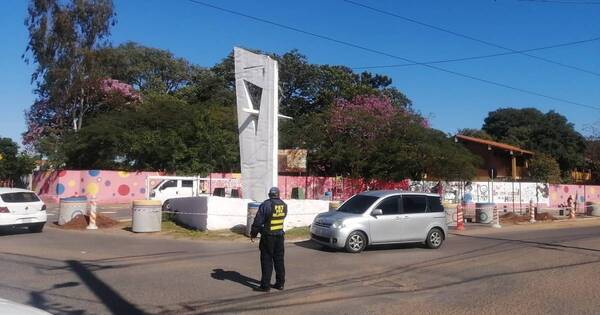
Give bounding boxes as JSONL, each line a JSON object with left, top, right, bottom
{"left": 345, "top": 231, "right": 367, "bottom": 253}
{"left": 426, "top": 228, "right": 444, "bottom": 249}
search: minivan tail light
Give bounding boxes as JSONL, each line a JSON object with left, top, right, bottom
{"left": 0, "top": 207, "right": 9, "bottom": 213}
{"left": 41, "top": 204, "right": 47, "bottom": 211}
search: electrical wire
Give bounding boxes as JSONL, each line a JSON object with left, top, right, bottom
{"left": 351, "top": 35, "right": 600, "bottom": 70}
{"left": 518, "top": 0, "right": 600, "bottom": 4}
{"left": 184, "top": 0, "right": 600, "bottom": 111}
{"left": 343, "top": 0, "right": 600, "bottom": 77}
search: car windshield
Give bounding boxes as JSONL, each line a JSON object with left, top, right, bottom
{"left": 337, "top": 195, "right": 379, "bottom": 214}
{"left": 1, "top": 192, "right": 40, "bottom": 203}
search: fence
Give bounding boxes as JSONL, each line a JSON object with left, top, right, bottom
{"left": 31, "top": 170, "right": 600, "bottom": 207}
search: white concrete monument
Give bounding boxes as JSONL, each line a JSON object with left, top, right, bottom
{"left": 234, "top": 47, "right": 290, "bottom": 202}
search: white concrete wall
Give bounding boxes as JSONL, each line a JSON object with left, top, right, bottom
{"left": 203, "top": 196, "right": 329, "bottom": 230}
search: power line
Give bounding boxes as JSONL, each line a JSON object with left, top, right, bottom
{"left": 343, "top": 0, "right": 600, "bottom": 77}
{"left": 351, "top": 35, "right": 600, "bottom": 70}
{"left": 518, "top": 0, "right": 600, "bottom": 4}
{"left": 184, "top": 0, "right": 600, "bottom": 111}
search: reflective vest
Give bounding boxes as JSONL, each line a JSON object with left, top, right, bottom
{"left": 266, "top": 200, "right": 287, "bottom": 233}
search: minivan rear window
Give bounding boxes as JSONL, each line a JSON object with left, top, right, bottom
{"left": 337, "top": 195, "right": 379, "bottom": 214}
{"left": 1, "top": 192, "right": 40, "bottom": 203}
{"left": 427, "top": 196, "right": 444, "bottom": 212}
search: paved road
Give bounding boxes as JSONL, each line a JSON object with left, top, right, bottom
{"left": 0, "top": 221, "right": 599, "bottom": 314}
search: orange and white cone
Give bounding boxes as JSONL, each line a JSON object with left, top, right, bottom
{"left": 87, "top": 195, "right": 98, "bottom": 230}
{"left": 455, "top": 204, "right": 465, "bottom": 231}
{"left": 492, "top": 205, "right": 501, "bottom": 228}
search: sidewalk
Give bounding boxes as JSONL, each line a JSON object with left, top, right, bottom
{"left": 451, "top": 216, "right": 600, "bottom": 236}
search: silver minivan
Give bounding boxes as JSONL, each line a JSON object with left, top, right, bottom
{"left": 310, "top": 191, "right": 447, "bottom": 253}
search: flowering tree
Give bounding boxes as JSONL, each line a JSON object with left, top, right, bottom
{"left": 23, "top": 0, "right": 116, "bottom": 152}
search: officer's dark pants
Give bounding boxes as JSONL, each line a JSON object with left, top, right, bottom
{"left": 259, "top": 234, "right": 285, "bottom": 288}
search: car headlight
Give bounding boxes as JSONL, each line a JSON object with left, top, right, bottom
{"left": 331, "top": 220, "right": 346, "bottom": 229}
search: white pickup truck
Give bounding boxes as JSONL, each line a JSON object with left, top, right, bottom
{"left": 147, "top": 176, "right": 239, "bottom": 208}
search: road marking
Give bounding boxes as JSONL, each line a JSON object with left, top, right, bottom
{"left": 47, "top": 213, "right": 57, "bottom": 216}
{"left": 100, "top": 211, "right": 117, "bottom": 214}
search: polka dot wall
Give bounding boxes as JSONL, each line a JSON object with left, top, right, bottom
{"left": 48, "top": 170, "right": 160, "bottom": 203}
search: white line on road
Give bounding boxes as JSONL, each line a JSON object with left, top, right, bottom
{"left": 100, "top": 211, "right": 117, "bottom": 214}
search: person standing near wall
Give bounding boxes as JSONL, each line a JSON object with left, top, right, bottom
{"left": 567, "top": 195, "right": 574, "bottom": 216}
{"left": 250, "top": 187, "right": 287, "bottom": 292}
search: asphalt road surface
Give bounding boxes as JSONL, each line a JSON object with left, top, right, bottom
{"left": 0, "top": 221, "right": 599, "bottom": 315}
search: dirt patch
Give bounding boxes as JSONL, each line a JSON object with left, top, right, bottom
{"left": 500, "top": 212, "right": 556, "bottom": 224}
{"left": 535, "top": 212, "right": 557, "bottom": 221}
{"left": 57, "top": 214, "right": 119, "bottom": 230}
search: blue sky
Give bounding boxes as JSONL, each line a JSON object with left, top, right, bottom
{"left": 1, "top": 0, "right": 600, "bottom": 146}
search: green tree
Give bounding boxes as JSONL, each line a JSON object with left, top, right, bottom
{"left": 302, "top": 95, "right": 479, "bottom": 181}
{"left": 482, "top": 108, "right": 585, "bottom": 176}
{"left": 528, "top": 153, "right": 561, "bottom": 183}
{"left": 97, "top": 42, "right": 194, "bottom": 94}
{"left": 0, "top": 138, "right": 36, "bottom": 186}
{"left": 457, "top": 128, "right": 494, "bottom": 140}
{"left": 24, "top": 0, "right": 116, "bottom": 136}
{"left": 59, "top": 94, "right": 239, "bottom": 174}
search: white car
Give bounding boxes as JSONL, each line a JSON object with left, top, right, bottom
{"left": 150, "top": 178, "right": 199, "bottom": 207}
{"left": 0, "top": 188, "right": 47, "bottom": 233}
{"left": 0, "top": 297, "right": 51, "bottom": 315}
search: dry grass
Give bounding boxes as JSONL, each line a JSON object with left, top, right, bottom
{"left": 159, "top": 221, "right": 310, "bottom": 241}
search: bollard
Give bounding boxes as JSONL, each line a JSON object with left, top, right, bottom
{"left": 569, "top": 204, "right": 576, "bottom": 219}
{"left": 529, "top": 200, "right": 536, "bottom": 223}
{"left": 492, "top": 205, "right": 501, "bottom": 228}
{"left": 455, "top": 203, "right": 465, "bottom": 231}
{"left": 87, "top": 195, "right": 98, "bottom": 230}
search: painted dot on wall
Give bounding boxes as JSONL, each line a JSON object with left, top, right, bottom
{"left": 112, "top": 193, "right": 116, "bottom": 196}
{"left": 67, "top": 180, "right": 76, "bottom": 188}
{"left": 88, "top": 170, "right": 100, "bottom": 177}
{"left": 96, "top": 177, "right": 102, "bottom": 182}
{"left": 118, "top": 184, "right": 130, "bottom": 196}
{"left": 140, "top": 188, "right": 146, "bottom": 194}
{"left": 81, "top": 189, "right": 86, "bottom": 193}
{"left": 131, "top": 193, "right": 135, "bottom": 197}
{"left": 105, "top": 180, "right": 111, "bottom": 187}
{"left": 58, "top": 170, "right": 67, "bottom": 177}
{"left": 150, "top": 180, "right": 156, "bottom": 186}
{"left": 86, "top": 183, "right": 99, "bottom": 196}
{"left": 563, "top": 186, "right": 569, "bottom": 193}
{"left": 81, "top": 178, "right": 84, "bottom": 182}
{"left": 133, "top": 182, "right": 138, "bottom": 186}
{"left": 118, "top": 171, "right": 130, "bottom": 178}
{"left": 56, "top": 183, "right": 65, "bottom": 195}
{"left": 74, "top": 192, "right": 79, "bottom": 196}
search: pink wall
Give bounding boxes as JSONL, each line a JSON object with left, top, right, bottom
{"left": 209, "top": 173, "right": 410, "bottom": 201}
{"left": 35, "top": 170, "right": 600, "bottom": 210}
{"left": 33, "top": 170, "right": 162, "bottom": 204}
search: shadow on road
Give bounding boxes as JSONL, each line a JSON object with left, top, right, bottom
{"left": 211, "top": 268, "right": 260, "bottom": 289}
{"left": 0, "top": 226, "right": 38, "bottom": 236}
{"left": 67, "top": 260, "right": 145, "bottom": 315}
{"left": 293, "top": 239, "right": 426, "bottom": 252}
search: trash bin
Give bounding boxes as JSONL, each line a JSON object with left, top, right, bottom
{"left": 246, "top": 202, "right": 262, "bottom": 236}
{"left": 475, "top": 202, "right": 495, "bottom": 224}
{"left": 132, "top": 200, "right": 162, "bottom": 232}
{"left": 588, "top": 201, "right": 600, "bottom": 217}
{"left": 329, "top": 201, "right": 342, "bottom": 212}
{"left": 58, "top": 197, "right": 88, "bottom": 225}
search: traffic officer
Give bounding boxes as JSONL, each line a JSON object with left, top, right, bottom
{"left": 250, "top": 187, "right": 287, "bottom": 292}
